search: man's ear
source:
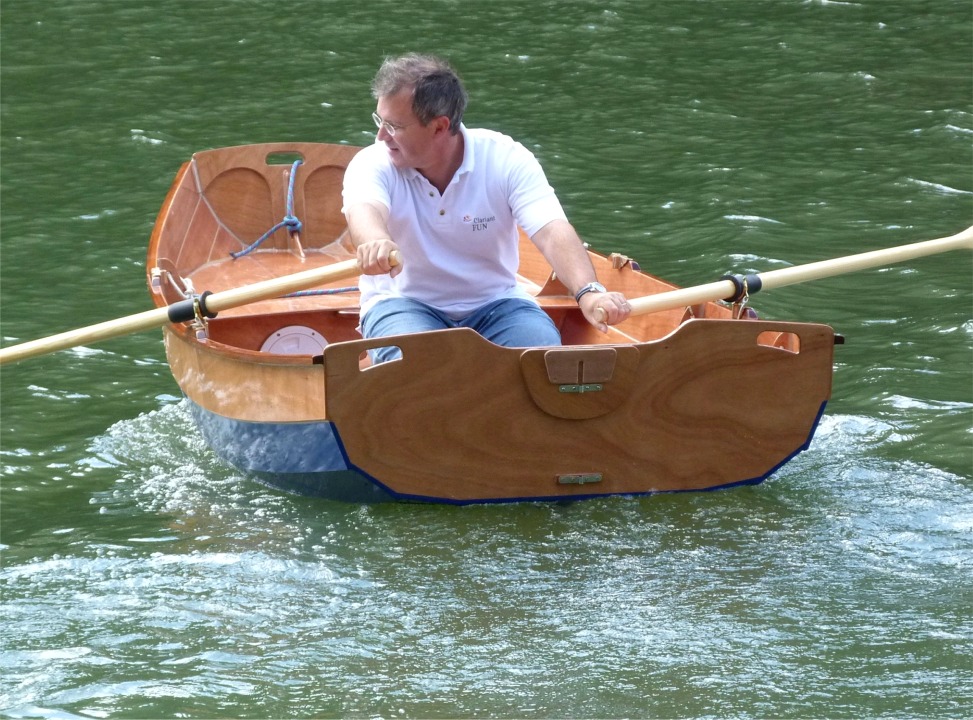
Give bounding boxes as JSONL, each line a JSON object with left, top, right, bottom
{"left": 432, "top": 115, "right": 452, "bottom": 135}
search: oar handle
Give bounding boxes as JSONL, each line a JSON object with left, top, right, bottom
{"left": 0, "top": 252, "right": 401, "bottom": 365}
{"left": 601, "top": 225, "right": 973, "bottom": 321}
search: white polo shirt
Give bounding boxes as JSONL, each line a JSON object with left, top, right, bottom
{"left": 342, "top": 124, "right": 567, "bottom": 318}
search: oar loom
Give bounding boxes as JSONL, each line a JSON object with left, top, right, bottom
{"left": 0, "top": 257, "right": 378, "bottom": 365}
{"left": 1, "top": 227, "right": 970, "bottom": 366}
{"left": 597, "top": 225, "right": 973, "bottom": 321}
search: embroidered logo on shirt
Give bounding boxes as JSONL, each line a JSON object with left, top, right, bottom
{"left": 463, "top": 214, "right": 496, "bottom": 231}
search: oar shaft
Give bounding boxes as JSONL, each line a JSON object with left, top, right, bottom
{"left": 204, "top": 258, "right": 361, "bottom": 314}
{"left": 0, "top": 307, "right": 176, "bottom": 365}
{"left": 628, "top": 280, "right": 738, "bottom": 316}
{"left": 0, "top": 257, "right": 374, "bottom": 365}
{"left": 756, "top": 228, "right": 973, "bottom": 293}
{"left": 625, "top": 225, "right": 973, "bottom": 318}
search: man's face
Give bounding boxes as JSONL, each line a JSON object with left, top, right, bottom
{"left": 374, "top": 89, "right": 437, "bottom": 171}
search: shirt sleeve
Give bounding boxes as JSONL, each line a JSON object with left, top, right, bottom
{"left": 504, "top": 141, "right": 567, "bottom": 237}
{"left": 341, "top": 143, "right": 392, "bottom": 213}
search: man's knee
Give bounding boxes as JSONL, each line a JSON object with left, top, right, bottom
{"left": 362, "top": 298, "right": 447, "bottom": 337}
{"left": 361, "top": 298, "right": 451, "bottom": 363}
{"left": 478, "top": 300, "right": 561, "bottom": 348}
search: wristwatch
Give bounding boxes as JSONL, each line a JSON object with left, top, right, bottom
{"left": 574, "top": 281, "right": 607, "bottom": 303}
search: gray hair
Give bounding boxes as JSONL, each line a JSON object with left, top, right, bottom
{"left": 371, "top": 53, "right": 467, "bottom": 135}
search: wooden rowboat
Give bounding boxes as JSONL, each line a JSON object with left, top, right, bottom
{"left": 146, "top": 142, "right": 837, "bottom": 504}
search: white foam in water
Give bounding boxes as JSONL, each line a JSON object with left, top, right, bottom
{"left": 84, "top": 401, "right": 277, "bottom": 522}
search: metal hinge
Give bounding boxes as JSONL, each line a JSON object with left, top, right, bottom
{"left": 558, "top": 384, "right": 603, "bottom": 394}
{"left": 557, "top": 473, "right": 603, "bottom": 485}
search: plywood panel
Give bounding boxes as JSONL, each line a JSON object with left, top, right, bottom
{"left": 165, "top": 328, "right": 328, "bottom": 423}
{"left": 323, "top": 320, "right": 834, "bottom": 502}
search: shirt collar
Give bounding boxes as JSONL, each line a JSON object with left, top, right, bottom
{"left": 455, "top": 123, "right": 473, "bottom": 176}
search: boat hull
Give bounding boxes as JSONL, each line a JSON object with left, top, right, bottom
{"left": 187, "top": 393, "right": 826, "bottom": 505}
{"left": 147, "top": 142, "right": 837, "bottom": 504}
{"left": 166, "top": 315, "right": 834, "bottom": 504}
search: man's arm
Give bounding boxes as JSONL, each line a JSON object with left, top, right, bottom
{"left": 530, "top": 219, "right": 630, "bottom": 332}
{"left": 344, "top": 201, "right": 402, "bottom": 277}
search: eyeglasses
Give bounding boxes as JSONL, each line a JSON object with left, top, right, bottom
{"left": 371, "top": 112, "right": 412, "bottom": 137}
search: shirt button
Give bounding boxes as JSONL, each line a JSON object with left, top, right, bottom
{"left": 439, "top": 209, "right": 445, "bottom": 216}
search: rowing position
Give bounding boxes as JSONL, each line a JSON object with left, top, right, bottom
{"left": 341, "top": 53, "right": 631, "bottom": 363}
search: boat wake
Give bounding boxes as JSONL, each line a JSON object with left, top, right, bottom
{"left": 87, "top": 400, "right": 238, "bottom": 513}
{"left": 83, "top": 400, "right": 325, "bottom": 554}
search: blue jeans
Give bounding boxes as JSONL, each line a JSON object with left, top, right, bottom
{"left": 361, "top": 296, "right": 561, "bottom": 363}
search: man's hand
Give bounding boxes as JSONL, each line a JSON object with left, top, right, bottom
{"left": 357, "top": 238, "right": 402, "bottom": 277}
{"left": 579, "top": 291, "right": 630, "bottom": 333}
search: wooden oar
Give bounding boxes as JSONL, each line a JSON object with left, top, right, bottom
{"left": 601, "top": 225, "right": 973, "bottom": 321}
{"left": 0, "top": 254, "right": 399, "bottom": 365}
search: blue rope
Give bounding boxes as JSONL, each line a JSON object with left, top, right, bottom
{"left": 230, "top": 160, "right": 303, "bottom": 259}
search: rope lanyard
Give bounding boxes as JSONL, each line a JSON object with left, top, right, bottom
{"left": 230, "top": 160, "right": 303, "bottom": 259}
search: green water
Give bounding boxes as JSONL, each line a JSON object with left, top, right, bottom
{"left": 1, "top": 1, "right": 971, "bottom": 718}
